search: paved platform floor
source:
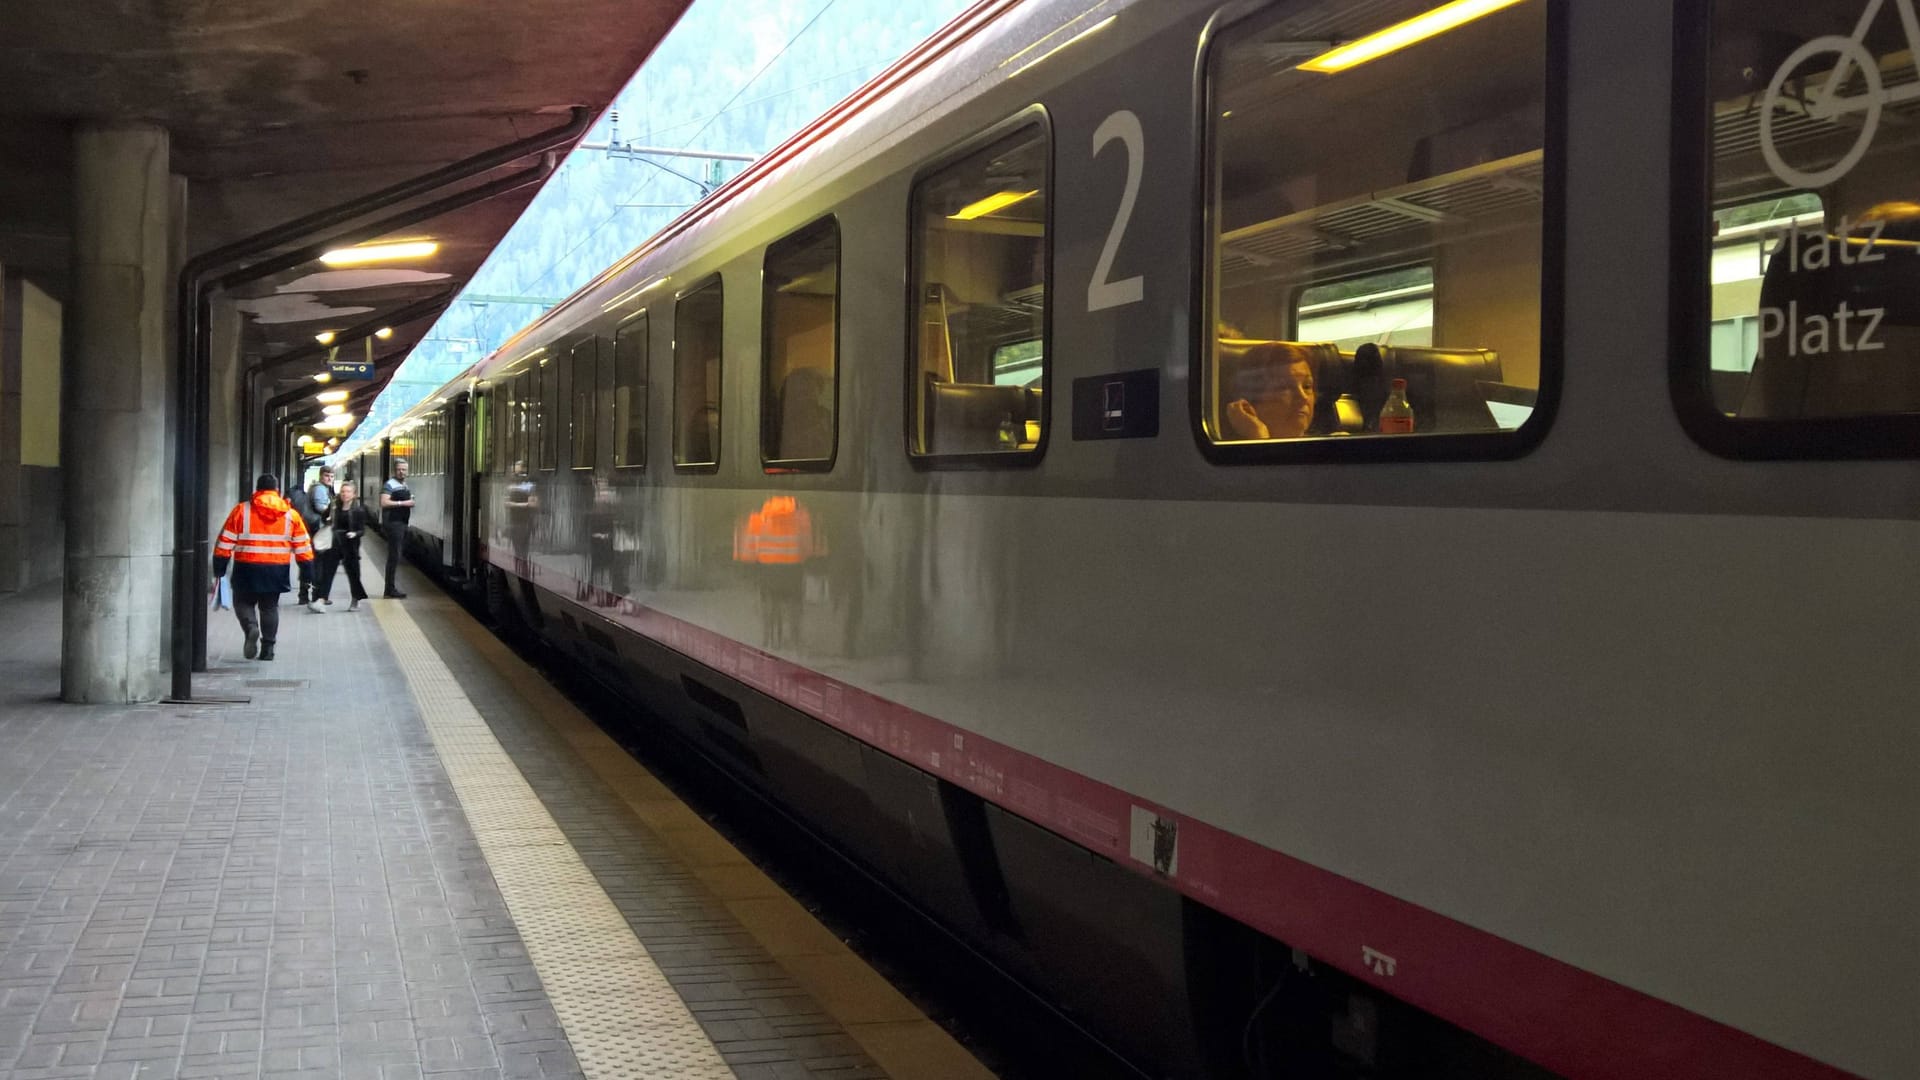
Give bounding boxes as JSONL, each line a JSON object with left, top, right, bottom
{"left": 0, "top": 549, "right": 991, "bottom": 1080}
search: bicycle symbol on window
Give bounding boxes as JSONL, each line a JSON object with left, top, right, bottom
{"left": 1760, "top": 0, "right": 1920, "bottom": 188}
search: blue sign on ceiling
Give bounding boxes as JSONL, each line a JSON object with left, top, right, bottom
{"left": 328, "top": 360, "right": 374, "bottom": 381}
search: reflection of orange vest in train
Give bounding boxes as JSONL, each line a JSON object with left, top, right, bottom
{"left": 733, "top": 496, "right": 822, "bottom": 565}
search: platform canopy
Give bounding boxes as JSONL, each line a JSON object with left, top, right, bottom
{"left": 0, "top": 0, "right": 692, "bottom": 423}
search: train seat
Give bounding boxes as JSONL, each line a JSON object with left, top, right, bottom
{"left": 924, "top": 373, "right": 1037, "bottom": 454}
{"left": 1360, "top": 343, "right": 1503, "bottom": 433}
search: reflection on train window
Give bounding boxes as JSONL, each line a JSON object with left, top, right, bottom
{"left": 1204, "top": 0, "right": 1546, "bottom": 446}
{"left": 1695, "top": 0, "right": 1920, "bottom": 428}
{"left": 762, "top": 216, "right": 838, "bottom": 469}
{"left": 614, "top": 314, "right": 648, "bottom": 468}
{"left": 674, "top": 278, "right": 724, "bottom": 469}
{"left": 569, "top": 338, "right": 597, "bottom": 470}
{"left": 909, "top": 121, "right": 1048, "bottom": 459}
{"left": 1705, "top": 193, "right": 1824, "bottom": 414}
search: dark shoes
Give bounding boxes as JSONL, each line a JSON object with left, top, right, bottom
{"left": 259, "top": 643, "right": 275, "bottom": 662}
{"left": 243, "top": 627, "right": 259, "bottom": 659}
{"left": 384, "top": 590, "right": 407, "bottom": 599}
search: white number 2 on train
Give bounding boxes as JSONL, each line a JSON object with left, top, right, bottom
{"left": 1087, "top": 110, "right": 1145, "bottom": 313}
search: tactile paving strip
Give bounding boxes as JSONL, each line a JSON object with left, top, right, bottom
{"left": 375, "top": 601, "right": 736, "bottom": 1079}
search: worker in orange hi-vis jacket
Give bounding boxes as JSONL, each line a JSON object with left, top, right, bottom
{"left": 211, "top": 474, "right": 315, "bottom": 662}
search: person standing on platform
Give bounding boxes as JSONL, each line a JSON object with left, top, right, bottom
{"left": 211, "top": 474, "right": 314, "bottom": 662}
{"left": 302, "top": 465, "right": 337, "bottom": 612}
{"left": 315, "top": 480, "right": 373, "bottom": 611}
{"left": 379, "top": 457, "right": 414, "bottom": 599}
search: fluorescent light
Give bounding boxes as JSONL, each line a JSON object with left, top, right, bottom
{"left": 949, "top": 190, "right": 1038, "bottom": 221}
{"left": 374, "top": 326, "right": 394, "bottom": 339}
{"left": 315, "top": 330, "right": 337, "bottom": 345}
{"left": 316, "top": 390, "right": 350, "bottom": 404}
{"left": 312, "top": 372, "right": 332, "bottom": 383}
{"left": 319, "top": 240, "right": 438, "bottom": 266}
{"left": 1300, "top": 0, "right": 1526, "bottom": 74}
{"left": 321, "top": 404, "right": 345, "bottom": 416}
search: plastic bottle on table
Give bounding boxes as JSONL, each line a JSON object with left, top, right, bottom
{"left": 1379, "top": 378, "right": 1415, "bottom": 434}
{"left": 997, "top": 412, "right": 1018, "bottom": 449}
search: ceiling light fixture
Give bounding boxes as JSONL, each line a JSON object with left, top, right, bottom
{"left": 321, "top": 404, "right": 345, "bottom": 416}
{"left": 316, "top": 389, "right": 350, "bottom": 404}
{"left": 312, "top": 372, "right": 333, "bottom": 383}
{"left": 318, "top": 240, "right": 439, "bottom": 266}
{"left": 1299, "top": 0, "right": 1526, "bottom": 73}
{"left": 374, "top": 326, "right": 394, "bottom": 339}
{"left": 315, "top": 330, "right": 338, "bottom": 346}
{"left": 949, "top": 190, "right": 1038, "bottom": 221}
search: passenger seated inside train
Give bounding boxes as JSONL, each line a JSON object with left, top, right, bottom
{"left": 1221, "top": 342, "right": 1321, "bottom": 440}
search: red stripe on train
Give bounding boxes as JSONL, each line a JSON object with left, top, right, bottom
{"left": 481, "top": 545, "right": 1859, "bottom": 1080}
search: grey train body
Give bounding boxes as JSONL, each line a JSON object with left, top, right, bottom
{"left": 368, "top": 1, "right": 1918, "bottom": 1076}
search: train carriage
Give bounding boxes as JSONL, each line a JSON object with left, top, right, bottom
{"left": 362, "top": 1, "right": 1919, "bottom": 1076}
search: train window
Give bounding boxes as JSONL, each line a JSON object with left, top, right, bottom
{"left": 614, "top": 314, "right": 648, "bottom": 468}
{"left": 762, "top": 216, "right": 839, "bottom": 469}
{"left": 1295, "top": 265, "right": 1435, "bottom": 348}
{"left": 908, "top": 118, "right": 1049, "bottom": 461}
{"left": 570, "top": 338, "right": 597, "bottom": 470}
{"left": 537, "top": 355, "right": 556, "bottom": 471}
{"left": 474, "top": 388, "right": 491, "bottom": 474}
{"left": 674, "top": 277, "right": 724, "bottom": 469}
{"left": 1202, "top": 0, "right": 1550, "bottom": 458}
{"left": 1676, "top": 0, "right": 1920, "bottom": 456}
{"left": 513, "top": 371, "right": 533, "bottom": 472}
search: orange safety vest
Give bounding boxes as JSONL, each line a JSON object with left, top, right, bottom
{"left": 214, "top": 494, "right": 315, "bottom": 567}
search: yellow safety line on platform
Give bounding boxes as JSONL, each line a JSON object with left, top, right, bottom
{"left": 373, "top": 600, "right": 735, "bottom": 1080}
{"left": 434, "top": 611, "right": 999, "bottom": 1080}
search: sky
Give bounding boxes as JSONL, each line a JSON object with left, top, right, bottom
{"left": 337, "top": 0, "right": 974, "bottom": 457}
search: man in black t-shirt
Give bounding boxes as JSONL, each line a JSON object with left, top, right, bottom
{"left": 379, "top": 457, "right": 415, "bottom": 598}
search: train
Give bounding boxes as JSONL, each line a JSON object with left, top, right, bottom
{"left": 338, "top": 0, "right": 1918, "bottom": 1076}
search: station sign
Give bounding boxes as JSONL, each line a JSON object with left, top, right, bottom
{"left": 327, "top": 340, "right": 376, "bottom": 380}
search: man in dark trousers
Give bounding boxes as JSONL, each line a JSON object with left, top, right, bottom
{"left": 379, "top": 457, "right": 414, "bottom": 598}
{"left": 211, "top": 474, "right": 315, "bottom": 661}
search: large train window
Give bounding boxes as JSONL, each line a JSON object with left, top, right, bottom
{"left": 762, "top": 216, "right": 839, "bottom": 470}
{"left": 1676, "top": 0, "right": 1920, "bottom": 457}
{"left": 569, "top": 338, "right": 597, "bottom": 470}
{"left": 674, "top": 277, "right": 723, "bottom": 470}
{"left": 907, "top": 115, "right": 1049, "bottom": 463}
{"left": 1200, "top": 0, "right": 1552, "bottom": 461}
{"left": 614, "top": 313, "right": 648, "bottom": 468}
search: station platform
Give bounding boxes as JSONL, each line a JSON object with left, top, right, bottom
{"left": 0, "top": 549, "right": 994, "bottom": 1080}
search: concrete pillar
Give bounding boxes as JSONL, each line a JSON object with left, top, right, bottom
{"left": 62, "top": 122, "right": 170, "bottom": 704}
{"left": 207, "top": 298, "right": 242, "bottom": 535}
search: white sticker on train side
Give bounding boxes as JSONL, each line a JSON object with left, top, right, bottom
{"left": 1362, "top": 946, "right": 1397, "bottom": 977}
{"left": 1088, "top": 109, "right": 1145, "bottom": 313}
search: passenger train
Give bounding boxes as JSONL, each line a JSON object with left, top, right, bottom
{"left": 343, "top": 0, "right": 1918, "bottom": 1076}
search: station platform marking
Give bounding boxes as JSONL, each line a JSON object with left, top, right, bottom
{"left": 373, "top": 598, "right": 734, "bottom": 1080}
{"left": 430, "top": 607, "right": 1000, "bottom": 1080}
